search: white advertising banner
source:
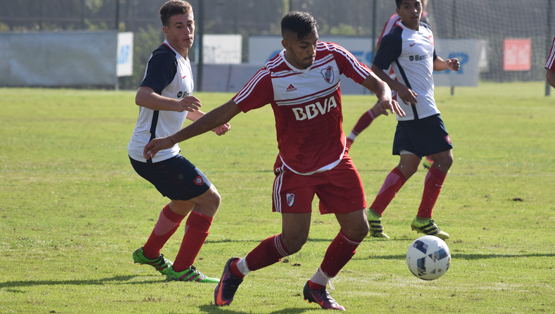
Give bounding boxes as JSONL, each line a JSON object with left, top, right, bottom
{"left": 117, "top": 32, "right": 134, "bottom": 77}
{"left": 203, "top": 34, "right": 242, "bottom": 64}
{"left": 433, "top": 39, "right": 481, "bottom": 87}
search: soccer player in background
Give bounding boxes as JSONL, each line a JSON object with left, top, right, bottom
{"left": 546, "top": 36, "right": 555, "bottom": 88}
{"left": 366, "top": 0, "right": 460, "bottom": 240}
{"left": 346, "top": 0, "right": 435, "bottom": 170}
{"left": 143, "top": 11, "right": 404, "bottom": 311}
{"left": 128, "top": 0, "right": 230, "bottom": 283}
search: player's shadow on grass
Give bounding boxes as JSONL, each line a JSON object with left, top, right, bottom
{"left": 199, "top": 304, "right": 319, "bottom": 314}
{"left": 0, "top": 275, "right": 164, "bottom": 291}
{"left": 352, "top": 252, "right": 555, "bottom": 261}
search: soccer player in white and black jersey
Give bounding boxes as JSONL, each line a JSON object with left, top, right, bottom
{"left": 143, "top": 11, "right": 404, "bottom": 311}
{"left": 367, "top": 0, "right": 460, "bottom": 240}
{"left": 128, "top": 0, "right": 230, "bottom": 284}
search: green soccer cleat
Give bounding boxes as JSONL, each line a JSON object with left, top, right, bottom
{"left": 411, "top": 217, "right": 450, "bottom": 240}
{"left": 422, "top": 156, "right": 434, "bottom": 169}
{"left": 368, "top": 209, "right": 389, "bottom": 238}
{"left": 133, "top": 247, "right": 173, "bottom": 275}
{"left": 166, "top": 265, "right": 220, "bottom": 283}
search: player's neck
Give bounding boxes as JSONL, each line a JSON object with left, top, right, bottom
{"left": 401, "top": 20, "right": 419, "bottom": 31}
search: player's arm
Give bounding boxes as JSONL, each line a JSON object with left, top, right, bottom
{"left": 143, "top": 99, "right": 241, "bottom": 159}
{"left": 361, "top": 72, "right": 405, "bottom": 117}
{"left": 433, "top": 56, "right": 460, "bottom": 72}
{"left": 186, "top": 110, "right": 231, "bottom": 136}
{"left": 135, "top": 86, "right": 202, "bottom": 112}
{"left": 371, "top": 64, "right": 418, "bottom": 106}
{"left": 547, "top": 69, "right": 555, "bottom": 88}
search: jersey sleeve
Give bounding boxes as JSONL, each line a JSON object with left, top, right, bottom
{"left": 232, "top": 68, "right": 274, "bottom": 112}
{"left": 373, "top": 30, "right": 402, "bottom": 70}
{"left": 329, "top": 43, "right": 372, "bottom": 85}
{"left": 140, "top": 51, "right": 177, "bottom": 95}
{"left": 546, "top": 37, "right": 555, "bottom": 70}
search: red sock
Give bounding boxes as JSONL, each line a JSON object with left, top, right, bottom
{"left": 370, "top": 167, "right": 407, "bottom": 215}
{"left": 142, "top": 204, "right": 185, "bottom": 259}
{"left": 172, "top": 211, "right": 213, "bottom": 272}
{"left": 230, "top": 260, "right": 244, "bottom": 279}
{"left": 319, "top": 230, "right": 362, "bottom": 278}
{"left": 245, "top": 234, "right": 290, "bottom": 272}
{"left": 417, "top": 166, "right": 447, "bottom": 218}
{"left": 351, "top": 109, "right": 376, "bottom": 135}
{"left": 308, "top": 280, "right": 326, "bottom": 290}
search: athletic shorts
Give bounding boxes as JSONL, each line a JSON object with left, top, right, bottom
{"left": 129, "top": 155, "right": 211, "bottom": 201}
{"left": 392, "top": 114, "right": 453, "bottom": 157}
{"left": 272, "top": 155, "right": 366, "bottom": 214}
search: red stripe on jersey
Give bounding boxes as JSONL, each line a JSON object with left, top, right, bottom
{"left": 546, "top": 37, "right": 555, "bottom": 70}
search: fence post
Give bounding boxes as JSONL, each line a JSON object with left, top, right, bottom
{"left": 546, "top": 0, "right": 552, "bottom": 96}
{"left": 198, "top": 0, "right": 204, "bottom": 92}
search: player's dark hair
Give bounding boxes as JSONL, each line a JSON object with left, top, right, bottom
{"left": 396, "top": 0, "right": 422, "bottom": 9}
{"left": 159, "top": 0, "right": 192, "bottom": 27}
{"left": 281, "top": 11, "right": 318, "bottom": 40}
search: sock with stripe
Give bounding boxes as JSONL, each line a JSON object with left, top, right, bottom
{"left": 370, "top": 167, "right": 407, "bottom": 215}
{"left": 348, "top": 108, "right": 377, "bottom": 142}
{"left": 172, "top": 211, "right": 213, "bottom": 272}
{"left": 142, "top": 204, "right": 185, "bottom": 259}
{"left": 318, "top": 230, "right": 362, "bottom": 281}
{"left": 240, "top": 234, "right": 290, "bottom": 275}
{"left": 417, "top": 166, "right": 447, "bottom": 218}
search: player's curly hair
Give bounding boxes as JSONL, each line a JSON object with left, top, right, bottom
{"left": 281, "top": 11, "right": 318, "bottom": 40}
{"left": 159, "top": 0, "right": 192, "bottom": 27}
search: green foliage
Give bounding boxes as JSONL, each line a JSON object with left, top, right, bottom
{"left": 0, "top": 83, "right": 554, "bottom": 313}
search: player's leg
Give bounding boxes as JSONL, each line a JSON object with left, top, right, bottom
{"left": 368, "top": 121, "right": 420, "bottom": 238}
{"left": 215, "top": 164, "right": 313, "bottom": 306}
{"left": 304, "top": 159, "right": 367, "bottom": 310}
{"left": 410, "top": 115, "right": 453, "bottom": 239}
{"left": 412, "top": 149, "right": 453, "bottom": 240}
{"left": 346, "top": 102, "right": 382, "bottom": 149}
{"left": 167, "top": 184, "right": 221, "bottom": 283}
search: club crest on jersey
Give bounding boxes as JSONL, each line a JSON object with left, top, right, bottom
{"left": 321, "top": 66, "right": 334, "bottom": 84}
{"left": 286, "top": 193, "right": 295, "bottom": 207}
{"left": 444, "top": 135, "right": 451, "bottom": 144}
{"left": 193, "top": 175, "right": 204, "bottom": 186}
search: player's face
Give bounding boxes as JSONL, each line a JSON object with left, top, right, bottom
{"left": 397, "top": 0, "right": 422, "bottom": 30}
{"left": 163, "top": 13, "right": 195, "bottom": 54}
{"left": 283, "top": 28, "right": 319, "bottom": 69}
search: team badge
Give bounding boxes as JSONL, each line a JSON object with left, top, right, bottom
{"left": 444, "top": 135, "right": 451, "bottom": 144}
{"left": 428, "top": 35, "right": 434, "bottom": 45}
{"left": 321, "top": 66, "right": 334, "bottom": 84}
{"left": 286, "top": 193, "right": 295, "bottom": 207}
{"left": 193, "top": 175, "right": 204, "bottom": 186}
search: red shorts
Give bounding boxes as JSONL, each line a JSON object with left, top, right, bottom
{"left": 272, "top": 155, "right": 367, "bottom": 214}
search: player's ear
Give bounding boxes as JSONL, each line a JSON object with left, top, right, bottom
{"left": 162, "top": 26, "right": 170, "bottom": 37}
{"left": 281, "top": 39, "right": 289, "bottom": 50}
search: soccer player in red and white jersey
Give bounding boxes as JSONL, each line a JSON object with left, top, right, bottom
{"left": 546, "top": 37, "right": 555, "bottom": 88}
{"left": 143, "top": 11, "right": 404, "bottom": 311}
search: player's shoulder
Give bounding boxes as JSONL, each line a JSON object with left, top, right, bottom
{"left": 382, "top": 25, "right": 404, "bottom": 42}
{"left": 148, "top": 43, "right": 178, "bottom": 66}
{"left": 420, "top": 22, "right": 432, "bottom": 32}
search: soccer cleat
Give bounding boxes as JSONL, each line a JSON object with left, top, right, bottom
{"left": 132, "top": 247, "right": 172, "bottom": 275}
{"left": 368, "top": 209, "right": 389, "bottom": 238}
{"left": 214, "top": 257, "right": 244, "bottom": 306}
{"left": 303, "top": 281, "right": 345, "bottom": 311}
{"left": 422, "top": 156, "right": 434, "bottom": 169}
{"left": 411, "top": 217, "right": 450, "bottom": 240}
{"left": 166, "top": 265, "right": 220, "bottom": 283}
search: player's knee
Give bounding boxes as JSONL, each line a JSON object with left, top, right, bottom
{"left": 282, "top": 235, "right": 307, "bottom": 254}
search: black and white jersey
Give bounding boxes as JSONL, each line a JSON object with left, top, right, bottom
{"left": 373, "top": 22, "right": 438, "bottom": 121}
{"left": 128, "top": 40, "right": 194, "bottom": 163}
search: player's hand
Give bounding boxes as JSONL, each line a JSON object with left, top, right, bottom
{"left": 446, "top": 58, "right": 460, "bottom": 71}
{"left": 397, "top": 85, "right": 418, "bottom": 106}
{"left": 212, "top": 123, "right": 231, "bottom": 136}
{"left": 176, "top": 96, "right": 202, "bottom": 112}
{"left": 143, "top": 137, "right": 174, "bottom": 159}
{"left": 377, "top": 99, "right": 405, "bottom": 117}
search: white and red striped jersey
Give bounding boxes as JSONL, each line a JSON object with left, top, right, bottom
{"left": 378, "top": 14, "right": 401, "bottom": 45}
{"left": 546, "top": 37, "right": 555, "bottom": 71}
{"left": 233, "top": 42, "right": 372, "bottom": 175}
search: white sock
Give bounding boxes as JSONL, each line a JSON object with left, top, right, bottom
{"left": 310, "top": 267, "right": 331, "bottom": 287}
{"left": 236, "top": 257, "right": 250, "bottom": 276}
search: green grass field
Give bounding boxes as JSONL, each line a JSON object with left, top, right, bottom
{"left": 1, "top": 82, "right": 554, "bottom": 313}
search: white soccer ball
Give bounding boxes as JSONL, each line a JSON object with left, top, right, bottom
{"left": 406, "top": 235, "right": 451, "bottom": 280}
